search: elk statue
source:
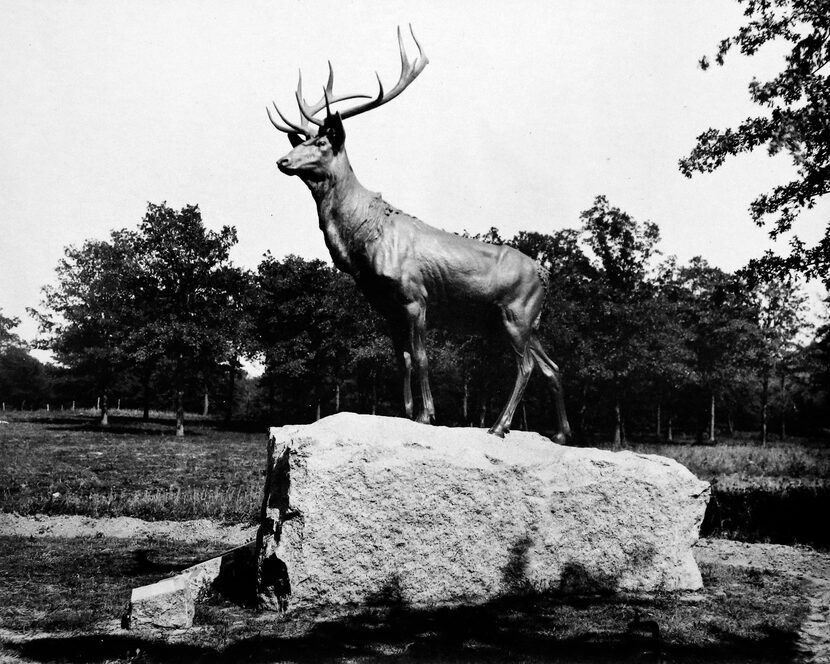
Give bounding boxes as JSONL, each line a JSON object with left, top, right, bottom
{"left": 267, "top": 26, "right": 571, "bottom": 441}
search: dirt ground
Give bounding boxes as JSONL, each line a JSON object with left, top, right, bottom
{"left": 694, "top": 538, "right": 830, "bottom": 661}
{"left": 0, "top": 514, "right": 828, "bottom": 663}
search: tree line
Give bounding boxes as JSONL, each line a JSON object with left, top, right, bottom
{"left": 1, "top": 195, "right": 828, "bottom": 444}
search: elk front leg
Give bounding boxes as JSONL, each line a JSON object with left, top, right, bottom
{"left": 408, "top": 303, "right": 435, "bottom": 424}
{"left": 489, "top": 349, "right": 534, "bottom": 438}
{"left": 489, "top": 306, "right": 535, "bottom": 437}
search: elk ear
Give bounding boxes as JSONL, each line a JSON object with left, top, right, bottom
{"left": 287, "top": 132, "right": 304, "bottom": 148}
{"left": 324, "top": 112, "right": 345, "bottom": 151}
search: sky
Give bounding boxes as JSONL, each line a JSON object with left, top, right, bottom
{"left": 1, "top": 0, "right": 828, "bottom": 356}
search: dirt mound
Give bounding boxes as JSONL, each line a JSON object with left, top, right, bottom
{"left": 0, "top": 513, "right": 255, "bottom": 544}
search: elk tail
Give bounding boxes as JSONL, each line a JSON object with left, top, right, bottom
{"left": 534, "top": 261, "right": 551, "bottom": 328}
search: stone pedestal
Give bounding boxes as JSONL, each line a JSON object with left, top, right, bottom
{"left": 255, "top": 413, "right": 710, "bottom": 612}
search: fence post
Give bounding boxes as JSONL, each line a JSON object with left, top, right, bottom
{"left": 96, "top": 397, "right": 100, "bottom": 411}
{"left": 46, "top": 404, "right": 50, "bottom": 412}
{"left": 71, "top": 400, "right": 75, "bottom": 412}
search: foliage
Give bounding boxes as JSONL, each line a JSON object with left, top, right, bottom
{"left": 680, "top": 0, "right": 830, "bottom": 283}
{"left": 30, "top": 231, "right": 140, "bottom": 423}
{"left": 31, "top": 203, "right": 247, "bottom": 433}
{"left": 251, "top": 254, "right": 388, "bottom": 422}
{"left": 0, "top": 308, "right": 21, "bottom": 350}
{"left": 17, "top": 193, "right": 830, "bottom": 440}
{"left": 129, "top": 203, "right": 245, "bottom": 434}
{"left": 575, "top": 196, "right": 680, "bottom": 445}
{"left": 0, "top": 347, "right": 48, "bottom": 409}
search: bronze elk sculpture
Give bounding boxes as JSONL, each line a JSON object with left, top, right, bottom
{"left": 268, "top": 27, "right": 571, "bottom": 440}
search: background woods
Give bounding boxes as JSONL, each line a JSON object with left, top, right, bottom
{"left": 4, "top": 197, "right": 828, "bottom": 444}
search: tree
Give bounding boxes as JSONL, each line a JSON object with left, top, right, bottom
{"left": 252, "top": 255, "right": 373, "bottom": 422}
{"left": 677, "top": 258, "right": 760, "bottom": 442}
{"left": 0, "top": 308, "right": 21, "bottom": 350}
{"left": 578, "top": 195, "right": 664, "bottom": 447}
{"left": 0, "top": 309, "right": 49, "bottom": 410}
{"left": 130, "top": 203, "right": 243, "bottom": 436}
{"left": 31, "top": 231, "right": 139, "bottom": 425}
{"left": 753, "top": 277, "right": 810, "bottom": 443}
{"left": 680, "top": 0, "right": 830, "bottom": 283}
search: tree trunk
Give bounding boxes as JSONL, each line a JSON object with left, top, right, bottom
{"left": 202, "top": 390, "right": 209, "bottom": 417}
{"left": 462, "top": 378, "right": 469, "bottom": 423}
{"left": 335, "top": 382, "right": 341, "bottom": 412}
{"left": 656, "top": 403, "right": 661, "bottom": 439}
{"left": 708, "top": 391, "right": 715, "bottom": 443}
{"left": 371, "top": 370, "right": 377, "bottom": 416}
{"left": 175, "top": 390, "right": 185, "bottom": 436}
{"left": 761, "top": 372, "right": 769, "bottom": 446}
{"left": 225, "top": 359, "right": 236, "bottom": 424}
{"left": 175, "top": 353, "right": 185, "bottom": 437}
{"left": 479, "top": 398, "right": 487, "bottom": 428}
{"left": 100, "top": 392, "right": 109, "bottom": 427}
{"left": 727, "top": 411, "right": 735, "bottom": 437}
{"left": 779, "top": 371, "right": 786, "bottom": 442}
{"left": 612, "top": 399, "right": 622, "bottom": 450}
{"left": 142, "top": 363, "right": 151, "bottom": 421}
{"left": 316, "top": 399, "right": 321, "bottom": 422}
{"left": 667, "top": 414, "right": 673, "bottom": 443}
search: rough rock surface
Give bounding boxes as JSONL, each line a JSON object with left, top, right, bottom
{"left": 256, "top": 413, "right": 710, "bottom": 612}
{"left": 128, "top": 575, "right": 193, "bottom": 629}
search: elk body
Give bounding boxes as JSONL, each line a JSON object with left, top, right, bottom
{"left": 268, "top": 27, "right": 570, "bottom": 440}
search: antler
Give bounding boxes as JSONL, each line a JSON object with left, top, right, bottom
{"left": 336, "top": 24, "right": 429, "bottom": 121}
{"left": 268, "top": 62, "right": 370, "bottom": 137}
{"left": 268, "top": 25, "right": 428, "bottom": 137}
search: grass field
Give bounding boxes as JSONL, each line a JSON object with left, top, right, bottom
{"left": 0, "top": 414, "right": 265, "bottom": 522}
{"left": 1, "top": 411, "right": 828, "bottom": 528}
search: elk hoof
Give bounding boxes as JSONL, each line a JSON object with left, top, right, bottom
{"left": 415, "top": 412, "right": 433, "bottom": 425}
{"left": 552, "top": 432, "right": 568, "bottom": 445}
{"left": 487, "top": 427, "right": 506, "bottom": 438}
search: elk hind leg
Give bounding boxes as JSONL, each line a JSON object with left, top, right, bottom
{"left": 528, "top": 334, "right": 571, "bottom": 443}
{"left": 409, "top": 304, "right": 435, "bottom": 424}
{"left": 391, "top": 326, "right": 414, "bottom": 419}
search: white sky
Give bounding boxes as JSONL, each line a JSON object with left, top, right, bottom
{"left": 1, "top": 0, "right": 828, "bottom": 351}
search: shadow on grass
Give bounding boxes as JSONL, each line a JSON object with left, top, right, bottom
{"left": 45, "top": 420, "right": 209, "bottom": 437}
{"left": 6, "top": 595, "right": 800, "bottom": 664}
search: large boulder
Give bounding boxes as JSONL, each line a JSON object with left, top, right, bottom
{"left": 256, "top": 413, "right": 710, "bottom": 612}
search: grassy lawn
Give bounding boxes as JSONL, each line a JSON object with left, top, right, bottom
{"left": 0, "top": 413, "right": 265, "bottom": 522}
{"left": 631, "top": 439, "right": 830, "bottom": 486}
{"left": 0, "top": 534, "right": 810, "bottom": 663}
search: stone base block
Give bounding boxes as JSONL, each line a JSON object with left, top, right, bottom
{"left": 255, "top": 413, "right": 711, "bottom": 613}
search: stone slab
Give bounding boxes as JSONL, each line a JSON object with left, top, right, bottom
{"left": 126, "top": 541, "right": 255, "bottom": 629}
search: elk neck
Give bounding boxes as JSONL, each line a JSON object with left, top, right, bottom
{"left": 307, "top": 149, "right": 378, "bottom": 275}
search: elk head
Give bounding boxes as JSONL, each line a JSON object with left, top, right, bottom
{"left": 269, "top": 25, "right": 428, "bottom": 181}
